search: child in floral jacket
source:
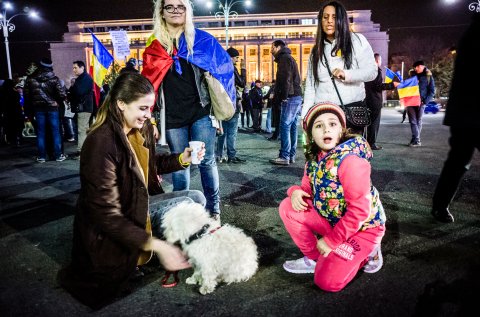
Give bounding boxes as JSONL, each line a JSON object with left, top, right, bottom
{"left": 279, "top": 102, "right": 386, "bottom": 292}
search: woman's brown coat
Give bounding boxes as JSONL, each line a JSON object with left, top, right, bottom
{"left": 58, "top": 120, "right": 184, "bottom": 308}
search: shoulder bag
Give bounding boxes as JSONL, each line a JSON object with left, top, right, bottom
{"left": 204, "top": 71, "right": 235, "bottom": 121}
{"left": 323, "top": 52, "right": 371, "bottom": 129}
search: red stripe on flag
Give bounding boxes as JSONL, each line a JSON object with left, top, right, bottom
{"left": 89, "top": 65, "right": 101, "bottom": 107}
{"left": 400, "top": 95, "right": 421, "bottom": 107}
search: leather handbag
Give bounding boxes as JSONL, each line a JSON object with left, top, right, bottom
{"left": 323, "top": 52, "right": 371, "bottom": 129}
{"left": 204, "top": 71, "right": 235, "bottom": 121}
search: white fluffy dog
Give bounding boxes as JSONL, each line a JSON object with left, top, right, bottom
{"left": 161, "top": 202, "right": 258, "bottom": 295}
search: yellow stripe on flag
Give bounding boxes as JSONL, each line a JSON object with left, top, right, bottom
{"left": 92, "top": 55, "right": 109, "bottom": 87}
{"left": 397, "top": 85, "right": 420, "bottom": 99}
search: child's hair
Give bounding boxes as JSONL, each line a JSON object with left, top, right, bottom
{"left": 89, "top": 72, "right": 154, "bottom": 133}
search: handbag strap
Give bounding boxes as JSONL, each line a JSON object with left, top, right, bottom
{"left": 323, "top": 51, "right": 344, "bottom": 107}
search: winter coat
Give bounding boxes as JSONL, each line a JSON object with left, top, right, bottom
{"left": 444, "top": 13, "right": 480, "bottom": 127}
{"left": 58, "top": 119, "right": 185, "bottom": 308}
{"left": 23, "top": 67, "right": 66, "bottom": 112}
{"left": 249, "top": 87, "right": 264, "bottom": 109}
{"left": 415, "top": 68, "right": 435, "bottom": 105}
{"left": 365, "top": 67, "right": 395, "bottom": 111}
{"left": 302, "top": 33, "right": 377, "bottom": 118}
{"left": 69, "top": 72, "right": 95, "bottom": 113}
{"left": 234, "top": 66, "right": 247, "bottom": 113}
{"left": 273, "top": 47, "right": 302, "bottom": 105}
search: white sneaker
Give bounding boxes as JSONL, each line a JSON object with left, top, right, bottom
{"left": 56, "top": 154, "right": 67, "bottom": 162}
{"left": 363, "top": 245, "right": 383, "bottom": 274}
{"left": 283, "top": 256, "right": 316, "bottom": 274}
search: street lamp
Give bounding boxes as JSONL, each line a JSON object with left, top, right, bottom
{"left": 0, "top": 1, "right": 38, "bottom": 79}
{"left": 203, "top": 0, "right": 252, "bottom": 48}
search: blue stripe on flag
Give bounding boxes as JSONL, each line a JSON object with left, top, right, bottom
{"left": 91, "top": 33, "right": 114, "bottom": 69}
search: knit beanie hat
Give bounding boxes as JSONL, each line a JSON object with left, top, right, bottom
{"left": 226, "top": 47, "right": 240, "bottom": 57}
{"left": 303, "top": 102, "right": 346, "bottom": 131}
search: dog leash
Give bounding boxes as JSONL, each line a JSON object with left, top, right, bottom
{"left": 161, "top": 271, "right": 179, "bottom": 288}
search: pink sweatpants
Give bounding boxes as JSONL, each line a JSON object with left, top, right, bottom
{"left": 279, "top": 198, "right": 385, "bottom": 292}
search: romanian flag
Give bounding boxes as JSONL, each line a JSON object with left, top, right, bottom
{"left": 142, "top": 29, "right": 235, "bottom": 145}
{"left": 142, "top": 29, "right": 235, "bottom": 104}
{"left": 397, "top": 76, "right": 421, "bottom": 107}
{"left": 385, "top": 67, "right": 397, "bottom": 83}
{"left": 91, "top": 33, "right": 114, "bottom": 104}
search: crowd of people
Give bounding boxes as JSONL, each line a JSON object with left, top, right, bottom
{"left": 0, "top": 0, "right": 476, "bottom": 309}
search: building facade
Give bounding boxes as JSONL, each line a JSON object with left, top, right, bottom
{"left": 50, "top": 11, "right": 388, "bottom": 86}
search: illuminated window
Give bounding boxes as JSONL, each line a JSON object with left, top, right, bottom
{"left": 249, "top": 49, "right": 256, "bottom": 56}
{"left": 301, "top": 19, "right": 314, "bottom": 25}
{"left": 304, "top": 47, "right": 311, "bottom": 54}
{"left": 263, "top": 48, "right": 270, "bottom": 56}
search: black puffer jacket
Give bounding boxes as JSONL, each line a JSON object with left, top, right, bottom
{"left": 273, "top": 47, "right": 302, "bottom": 105}
{"left": 24, "top": 67, "right": 66, "bottom": 112}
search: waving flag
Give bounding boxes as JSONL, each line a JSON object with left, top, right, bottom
{"left": 91, "top": 33, "right": 114, "bottom": 88}
{"left": 385, "top": 67, "right": 396, "bottom": 83}
{"left": 397, "top": 76, "right": 421, "bottom": 107}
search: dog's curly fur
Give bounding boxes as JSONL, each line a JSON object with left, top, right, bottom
{"left": 161, "top": 202, "right": 258, "bottom": 294}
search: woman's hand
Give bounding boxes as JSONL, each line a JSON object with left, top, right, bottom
{"left": 291, "top": 189, "right": 310, "bottom": 212}
{"left": 332, "top": 68, "right": 345, "bottom": 80}
{"left": 147, "top": 238, "right": 191, "bottom": 271}
{"left": 316, "top": 238, "right": 332, "bottom": 257}
{"left": 181, "top": 142, "right": 205, "bottom": 163}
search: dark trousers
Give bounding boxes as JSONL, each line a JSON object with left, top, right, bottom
{"left": 271, "top": 106, "right": 281, "bottom": 139}
{"left": 432, "top": 126, "right": 480, "bottom": 210}
{"left": 367, "top": 106, "right": 382, "bottom": 146}
{"left": 251, "top": 108, "right": 263, "bottom": 131}
{"left": 241, "top": 109, "right": 252, "bottom": 127}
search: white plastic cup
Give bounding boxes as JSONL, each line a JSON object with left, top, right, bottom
{"left": 188, "top": 141, "right": 203, "bottom": 164}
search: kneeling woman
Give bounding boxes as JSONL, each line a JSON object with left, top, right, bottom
{"left": 58, "top": 72, "right": 204, "bottom": 308}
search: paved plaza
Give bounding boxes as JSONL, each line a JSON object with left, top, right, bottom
{"left": 1, "top": 108, "right": 479, "bottom": 316}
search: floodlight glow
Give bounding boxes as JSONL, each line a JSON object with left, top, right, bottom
{"left": 4, "top": 2, "right": 13, "bottom": 10}
{"left": 245, "top": 0, "right": 252, "bottom": 6}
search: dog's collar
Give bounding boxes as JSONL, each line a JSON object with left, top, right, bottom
{"left": 184, "top": 224, "right": 221, "bottom": 245}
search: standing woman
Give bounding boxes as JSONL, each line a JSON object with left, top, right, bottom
{"left": 301, "top": 1, "right": 377, "bottom": 131}
{"left": 142, "top": 0, "right": 235, "bottom": 220}
{"left": 58, "top": 73, "right": 198, "bottom": 308}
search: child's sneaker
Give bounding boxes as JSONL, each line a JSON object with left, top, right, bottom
{"left": 363, "top": 245, "right": 383, "bottom": 273}
{"left": 283, "top": 256, "right": 316, "bottom": 274}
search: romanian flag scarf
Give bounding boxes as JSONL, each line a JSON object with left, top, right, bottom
{"left": 142, "top": 28, "right": 236, "bottom": 106}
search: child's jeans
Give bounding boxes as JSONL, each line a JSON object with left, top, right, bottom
{"left": 279, "top": 197, "right": 385, "bottom": 292}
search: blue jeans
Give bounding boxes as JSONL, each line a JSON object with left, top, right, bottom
{"left": 216, "top": 112, "right": 239, "bottom": 159}
{"left": 165, "top": 115, "right": 220, "bottom": 214}
{"left": 265, "top": 108, "right": 272, "bottom": 133}
{"left": 35, "top": 111, "right": 62, "bottom": 159}
{"left": 279, "top": 96, "right": 302, "bottom": 160}
{"left": 150, "top": 190, "right": 206, "bottom": 238}
{"left": 407, "top": 105, "right": 426, "bottom": 143}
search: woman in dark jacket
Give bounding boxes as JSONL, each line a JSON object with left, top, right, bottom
{"left": 58, "top": 72, "right": 204, "bottom": 308}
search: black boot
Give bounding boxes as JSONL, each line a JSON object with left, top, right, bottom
{"left": 431, "top": 208, "right": 454, "bottom": 223}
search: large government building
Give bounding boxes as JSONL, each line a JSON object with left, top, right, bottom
{"left": 50, "top": 11, "right": 388, "bottom": 85}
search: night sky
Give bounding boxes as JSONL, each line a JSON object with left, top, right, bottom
{"left": 0, "top": 0, "right": 473, "bottom": 79}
